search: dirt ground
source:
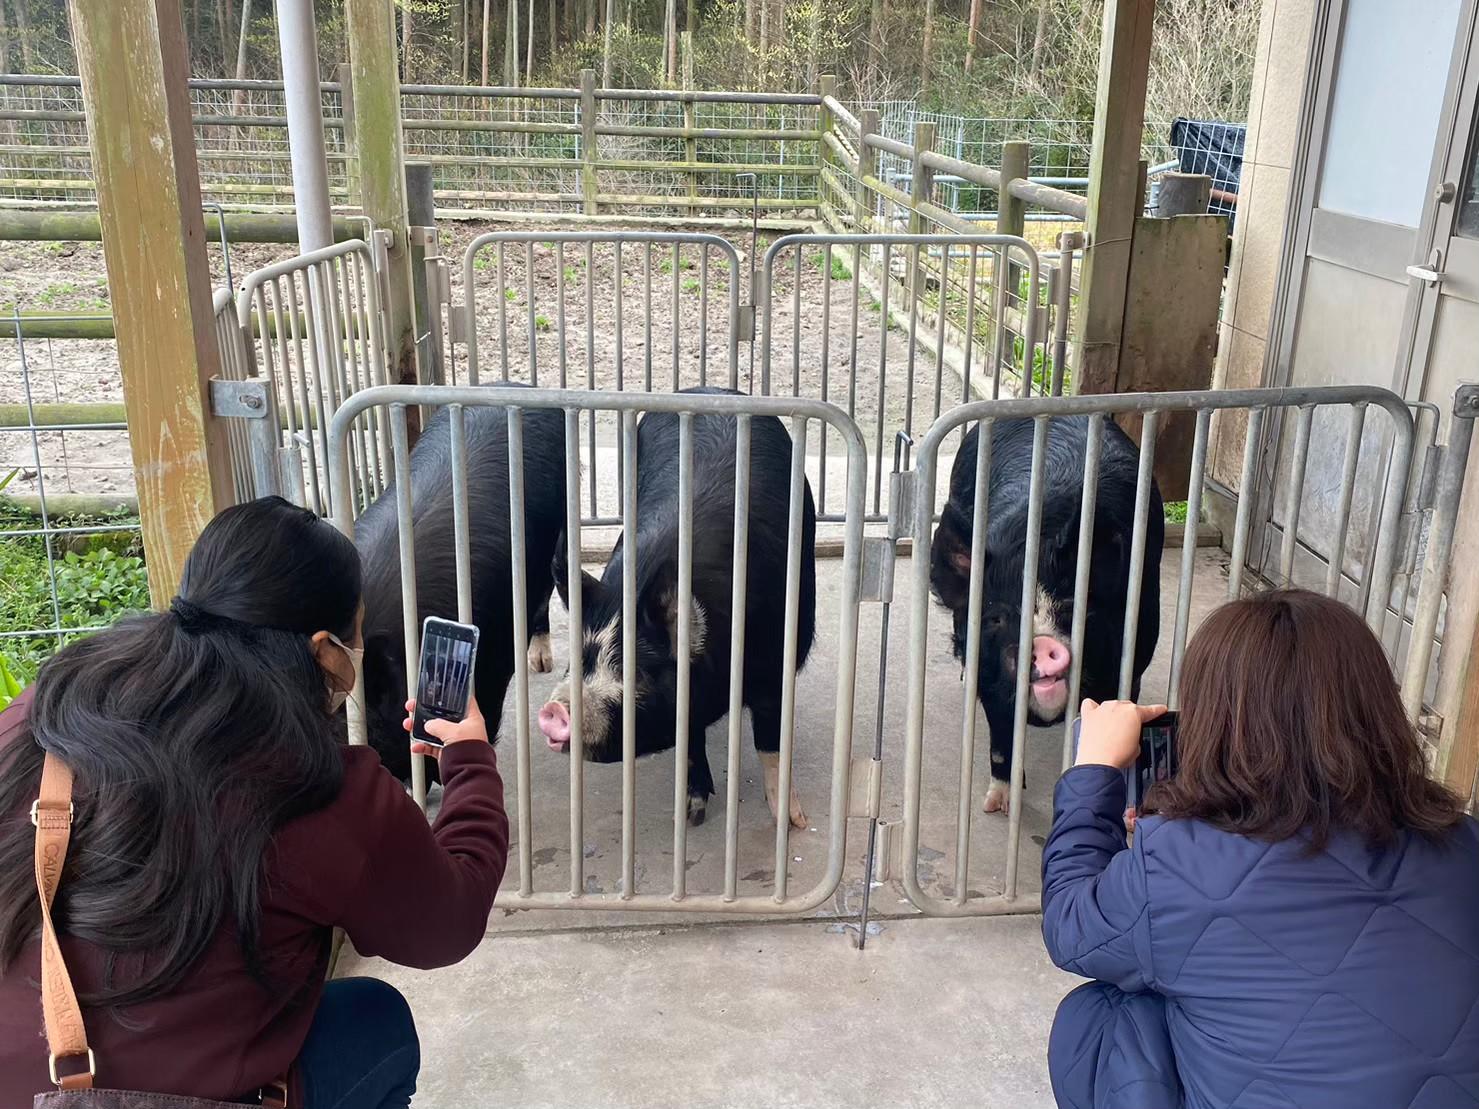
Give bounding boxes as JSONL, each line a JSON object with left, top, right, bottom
{"left": 1, "top": 220, "right": 1021, "bottom": 519}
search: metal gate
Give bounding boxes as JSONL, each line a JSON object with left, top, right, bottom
{"left": 327, "top": 383, "right": 869, "bottom": 914}
{"left": 894, "top": 384, "right": 1475, "bottom": 917}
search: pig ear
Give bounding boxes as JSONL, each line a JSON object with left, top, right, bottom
{"left": 930, "top": 504, "right": 979, "bottom": 611}
{"left": 550, "top": 533, "right": 599, "bottom": 612}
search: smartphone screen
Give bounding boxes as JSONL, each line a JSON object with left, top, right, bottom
{"left": 412, "top": 617, "right": 480, "bottom": 746}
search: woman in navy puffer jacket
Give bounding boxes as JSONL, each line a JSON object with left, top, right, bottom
{"left": 1042, "top": 589, "right": 1479, "bottom": 1109}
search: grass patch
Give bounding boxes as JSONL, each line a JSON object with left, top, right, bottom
{"left": 1164, "top": 501, "right": 1189, "bottom": 524}
{"left": 0, "top": 483, "right": 148, "bottom": 688}
{"left": 810, "top": 251, "right": 851, "bottom": 282}
{"left": 534, "top": 313, "right": 552, "bottom": 332}
{"left": 682, "top": 277, "right": 700, "bottom": 294}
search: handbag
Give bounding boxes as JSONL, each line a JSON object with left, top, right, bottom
{"left": 31, "top": 752, "right": 290, "bottom": 1108}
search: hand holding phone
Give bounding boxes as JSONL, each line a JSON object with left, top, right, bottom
{"left": 407, "top": 617, "right": 480, "bottom": 750}
{"left": 1074, "top": 699, "right": 1168, "bottom": 770}
{"left": 403, "top": 693, "right": 488, "bottom": 757}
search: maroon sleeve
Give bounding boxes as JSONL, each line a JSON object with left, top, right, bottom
{"left": 333, "top": 741, "right": 509, "bottom": 969}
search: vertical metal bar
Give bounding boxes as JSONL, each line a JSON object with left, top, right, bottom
{"left": 772, "top": 416, "right": 808, "bottom": 903}
{"left": 621, "top": 409, "right": 638, "bottom": 898}
{"left": 1365, "top": 412, "right": 1415, "bottom": 632}
{"left": 564, "top": 408, "right": 586, "bottom": 896}
{"left": 497, "top": 241, "right": 510, "bottom": 380}
{"left": 723, "top": 415, "right": 751, "bottom": 901}
{"left": 759, "top": 261, "right": 773, "bottom": 396}
{"left": 464, "top": 243, "right": 483, "bottom": 386}
{"left": 954, "top": 418, "right": 991, "bottom": 904}
{"left": 1052, "top": 244, "right": 1074, "bottom": 396}
{"left": 390, "top": 406, "right": 428, "bottom": 810}
{"left": 847, "top": 249, "right": 861, "bottom": 436}
{"left": 699, "top": 248, "right": 710, "bottom": 386}
{"left": 961, "top": 245, "right": 979, "bottom": 404}
{"left": 792, "top": 248, "right": 803, "bottom": 396}
{"left": 1061, "top": 413, "right": 1103, "bottom": 770}
{"left": 526, "top": 240, "right": 538, "bottom": 386}
{"left": 672, "top": 413, "right": 694, "bottom": 899}
{"left": 449, "top": 405, "right": 474, "bottom": 622}
{"left": 672, "top": 243, "right": 682, "bottom": 391}
{"left": 643, "top": 241, "right": 654, "bottom": 391}
{"left": 903, "top": 243, "right": 921, "bottom": 447}
{"left": 556, "top": 242, "right": 568, "bottom": 389}
{"left": 1227, "top": 406, "right": 1266, "bottom": 599}
{"left": 1004, "top": 417, "right": 1049, "bottom": 898}
{"left": 933, "top": 244, "right": 950, "bottom": 421}
{"left": 586, "top": 241, "right": 598, "bottom": 519}
{"left": 1168, "top": 409, "right": 1211, "bottom": 709}
{"left": 1279, "top": 405, "right": 1316, "bottom": 586}
{"left": 818, "top": 242, "right": 833, "bottom": 515}
{"left": 1326, "top": 404, "right": 1367, "bottom": 597}
{"left": 990, "top": 246, "right": 1009, "bottom": 398}
{"left": 615, "top": 242, "right": 626, "bottom": 503}
{"left": 1118, "top": 411, "right": 1159, "bottom": 699}
{"left": 507, "top": 405, "right": 533, "bottom": 896}
{"left": 872, "top": 242, "right": 891, "bottom": 514}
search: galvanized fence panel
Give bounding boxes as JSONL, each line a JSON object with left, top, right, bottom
{"left": 235, "top": 239, "right": 391, "bottom": 517}
{"left": 327, "top": 383, "right": 868, "bottom": 914}
{"left": 460, "top": 230, "right": 745, "bottom": 525}
{"left": 897, "top": 385, "right": 1428, "bottom": 917}
{"left": 759, "top": 233, "right": 1045, "bottom": 522}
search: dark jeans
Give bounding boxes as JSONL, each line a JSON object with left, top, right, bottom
{"left": 298, "top": 977, "right": 420, "bottom": 1109}
{"left": 1048, "top": 981, "right": 1182, "bottom": 1109}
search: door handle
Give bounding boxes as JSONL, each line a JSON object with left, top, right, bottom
{"left": 1406, "top": 263, "right": 1446, "bottom": 285}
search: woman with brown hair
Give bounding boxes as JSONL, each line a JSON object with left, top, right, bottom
{"left": 1042, "top": 589, "right": 1479, "bottom": 1109}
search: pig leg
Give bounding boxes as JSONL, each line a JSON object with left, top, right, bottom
{"left": 752, "top": 701, "right": 808, "bottom": 830}
{"left": 687, "top": 733, "right": 715, "bottom": 827}
{"left": 527, "top": 593, "right": 554, "bottom": 674}
{"left": 982, "top": 709, "right": 1017, "bottom": 815}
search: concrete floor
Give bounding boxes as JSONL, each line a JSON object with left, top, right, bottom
{"left": 338, "top": 539, "right": 1235, "bottom": 1106}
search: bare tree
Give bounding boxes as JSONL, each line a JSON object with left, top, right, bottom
{"left": 401, "top": 2, "right": 414, "bottom": 79}
{"left": 964, "top": 0, "right": 980, "bottom": 72}
{"left": 601, "top": 0, "right": 615, "bottom": 85}
{"left": 504, "top": 0, "right": 519, "bottom": 86}
{"left": 481, "top": 0, "right": 492, "bottom": 84}
{"left": 920, "top": 0, "right": 933, "bottom": 93}
{"left": 0, "top": 0, "right": 9, "bottom": 77}
{"left": 586, "top": 0, "right": 595, "bottom": 38}
{"left": 549, "top": 0, "right": 557, "bottom": 55}
{"left": 525, "top": 0, "right": 534, "bottom": 84}
{"left": 217, "top": 0, "right": 232, "bottom": 74}
{"left": 12, "top": 0, "right": 29, "bottom": 70}
{"left": 462, "top": 0, "right": 470, "bottom": 81}
{"left": 1029, "top": 0, "right": 1050, "bottom": 78}
{"left": 664, "top": 0, "right": 676, "bottom": 81}
{"left": 744, "top": 0, "right": 755, "bottom": 45}
{"left": 231, "top": 0, "right": 252, "bottom": 112}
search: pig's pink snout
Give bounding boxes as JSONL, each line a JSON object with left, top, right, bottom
{"left": 1032, "top": 637, "right": 1071, "bottom": 680}
{"left": 539, "top": 701, "right": 571, "bottom": 750}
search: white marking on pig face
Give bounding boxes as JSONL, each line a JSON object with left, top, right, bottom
{"left": 546, "top": 620, "right": 626, "bottom": 751}
{"left": 1033, "top": 586, "right": 1066, "bottom": 640}
{"left": 1028, "top": 586, "right": 1072, "bottom": 722}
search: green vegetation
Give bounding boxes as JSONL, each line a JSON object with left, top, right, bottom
{"left": 811, "top": 251, "right": 851, "bottom": 282}
{"left": 682, "top": 277, "right": 701, "bottom": 294}
{"left": 0, "top": 481, "right": 148, "bottom": 688}
{"left": 1164, "top": 501, "right": 1189, "bottom": 524}
{"left": 534, "top": 313, "right": 553, "bottom": 331}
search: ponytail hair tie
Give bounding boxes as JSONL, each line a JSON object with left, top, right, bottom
{"left": 169, "top": 597, "right": 232, "bottom": 632}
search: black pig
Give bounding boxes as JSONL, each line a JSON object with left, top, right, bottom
{"left": 537, "top": 388, "right": 817, "bottom": 828}
{"left": 356, "top": 399, "right": 566, "bottom": 780}
{"left": 930, "top": 416, "right": 1163, "bottom": 813}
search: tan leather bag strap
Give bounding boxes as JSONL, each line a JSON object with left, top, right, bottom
{"left": 33, "top": 751, "right": 94, "bottom": 1090}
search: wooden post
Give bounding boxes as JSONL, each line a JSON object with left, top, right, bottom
{"left": 856, "top": 108, "right": 879, "bottom": 234}
{"left": 67, "top": 0, "right": 232, "bottom": 604}
{"left": 907, "top": 121, "right": 935, "bottom": 236}
{"left": 998, "top": 139, "right": 1028, "bottom": 238}
{"left": 337, "top": 61, "right": 361, "bottom": 207}
{"left": 817, "top": 72, "right": 836, "bottom": 217}
{"left": 406, "top": 161, "right": 442, "bottom": 386}
{"left": 1073, "top": 0, "right": 1155, "bottom": 396}
{"left": 346, "top": 0, "right": 416, "bottom": 388}
{"left": 580, "top": 69, "right": 599, "bottom": 216}
{"left": 1156, "top": 171, "right": 1212, "bottom": 216}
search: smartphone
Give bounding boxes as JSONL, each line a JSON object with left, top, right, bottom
{"left": 411, "top": 617, "right": 480, "bottom": 747}
{"left": 1070, "top": 711, "right": 1180, "bottom": 808}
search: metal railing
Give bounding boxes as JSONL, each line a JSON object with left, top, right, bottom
{"left": 327, "top": 383, "right": 867, "bottom": 914}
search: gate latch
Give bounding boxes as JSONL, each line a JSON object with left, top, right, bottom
{"left": 736, "top": 304, "right": 757, "bottom": 342}
{"left": 449, "top": 305, "right": 469, "bottom": 345}
{"left": 860, "top": 537, "right": 895, "bottom": 603}
{"left": 210, "top": 378, "right": 270, "bottom": 419}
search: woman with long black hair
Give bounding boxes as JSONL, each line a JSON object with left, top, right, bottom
{"left": 0, "top": 496, "right": 508, "bottom": 1107}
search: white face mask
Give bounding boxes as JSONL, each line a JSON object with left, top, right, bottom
{"left": 323, "top": 631, "right": 365, "bottom": 714}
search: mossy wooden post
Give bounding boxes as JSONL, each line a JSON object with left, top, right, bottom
{"left": 856, "top": 108, "right": 879, "bottom": 234}
{"left": 346, "top": 0, "right": 417, "bottom": 388}
{"left": 1073, "top": 0, "right": 1154, "bottom": 395}
{"left": 907, "top": 122, "right": 935, "bottom": 298}
{"left": 817, "top": 73, "right": 836, "bottom": 214}
{"left": 999, "top": 139, "right": 1029, "bottom": 320}
{"left": 580, "top": 69, "right": 599, "bottom": 216}
{"left": 337, "top": 62, "right": 361, "bottom": 207}
{"left": 67, "top": 0, "right": 232, "bottom": 605}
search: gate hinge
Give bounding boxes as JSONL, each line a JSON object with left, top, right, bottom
{"left": 860, "top": 537, "right": 896, "bottom": 603}
{"left": 209, "top": 377, "right": 270, "bottom": 418}
{"left": 888, "top": 470, "right": 918, "bottom": 541}
{"left": 449, "top": 305, "right": 468, "bottom": 345}
{"left": 736, "top": 303, "right": 757, "bottom": 342}
{"left": 1418, "top": 443, "right": 1445, "bottom": 510}
{"left": 847, "top": 755, "right": 883, "bottom": 819}
{"left": 1456, "top": 384, "right": 1479, "bottom": 419}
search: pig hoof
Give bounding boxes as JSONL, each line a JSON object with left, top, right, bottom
{"left": 527, "top": 634, "right": 553, "bottom": 674}
{"left": 982, "top": 779, "right": 1010, "bottom": 814}
{"left": 687, "top": 794, "right": 708, "bottom": 826}
{"left": 787, "top": 789, "right": 808, "bottom": 830}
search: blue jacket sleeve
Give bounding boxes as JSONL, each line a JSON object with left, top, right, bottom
{"left": 1040, "top": 764, "right": 1154, "bottom": 991}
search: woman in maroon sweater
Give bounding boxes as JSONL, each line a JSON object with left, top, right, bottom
{"left": 0, "top": 496, "right": 510, "bottom": 1106}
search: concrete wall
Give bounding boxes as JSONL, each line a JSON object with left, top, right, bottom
{"left": 1207, "top": 0, "right": 1317, "bottom": 492}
